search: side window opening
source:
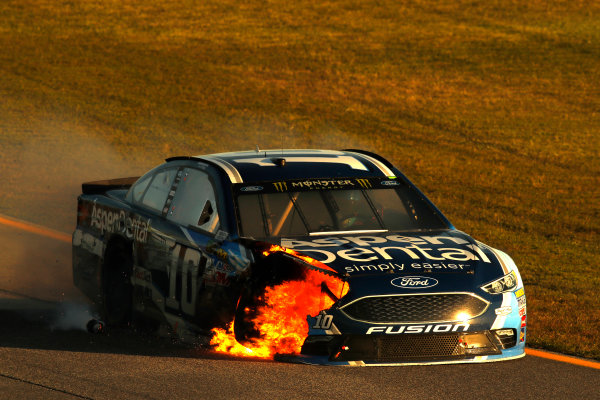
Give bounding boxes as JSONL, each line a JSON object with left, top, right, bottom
{"left": 131, "top": 175, "right": 152, "bottom": 203}
{"left": 167, "top": 168, "right": 221, "bottom": 233}
{"left": 198, "top": 200, "right": 213, "bottom": 225}
{"left": 139, "top": 169, "right": 177, "bottom": 212}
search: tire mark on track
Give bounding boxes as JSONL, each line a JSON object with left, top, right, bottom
{"left": 0, "top": 288, "right": 58, "bottom": 304}
{"left": 0, "top": 373, "right": 94, "bottom": 399}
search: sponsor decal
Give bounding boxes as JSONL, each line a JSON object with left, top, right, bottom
{"left": 204, "top": 270, "right": 231, "bottom": 287}
{"left": 355, "top": 178, "right": 372, "bottom": 188}
{"left": 227, "top": 248, "right": 252, "bottom": 271}
{"left": 391, "top": 276, "right": 439, "bottom": 289}
{"left": 273, "top": 181, "right": 288, "bottom": 192}
{"left": 282, "top": 235, "right": 492, "bottom": 272}
{"left": 495, "top": 306, "right": 513, "bottom": 316}
{"left": 410, "top": 262, "right": 471, "bottom": 270}
{"left": 91, "top": 205, "right": 150, "bottom": 243}
{"left": 203, "top": 255, "right": 234, "bottom": 275}
{"left": 240, "top": 185, "right": 263, "bottom": 192}
{"left": 518, "top": 289, "right": 527, "bottom": 314}
{"left": 206, "top": 241, "right": 229, "bottom": 261}
{"left": 380, "top": 180, "right": 400, "bottom": 186}
{"left": 344, "top": 262, "right": 472, "bottom": 274}
{"left": 272, "top": 179, "right": 363, "bottom": 192}
{"left": 293, "top": 179, "right": 355, "bottom": 189}
{"left": 215, "top": 230, "right": 229, "bottom": 241}
{"left": 346, "top": 262, "right": 404, "bottom": 273}
{"left": 212, "top": 259, "right": 234, "bottom": 273}
{"left": 515, "top": 288, "right": 525, "bottom": 298}
{"left": 366, "top": 323, "right": 470, "bottom": 335}
{"left": 520, "top": 314, "right": 527, "bottom": 342}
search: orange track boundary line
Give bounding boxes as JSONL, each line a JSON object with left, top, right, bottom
{"left": 526, "top": 348, "right": 600, "bottom": 370}
{"left": 0, "top": 214, "right": 71, "bottom": 244}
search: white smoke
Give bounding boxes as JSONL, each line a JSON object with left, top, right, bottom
{"left": 51, "top": 301, "right": 100, "bottom": 332}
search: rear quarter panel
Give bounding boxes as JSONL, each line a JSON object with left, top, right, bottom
{"left": 72, "top": 191, "right": 150, "bottom": 304}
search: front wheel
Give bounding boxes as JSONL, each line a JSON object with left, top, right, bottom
{"left": 233, "top": 284, "right": 262, "bottom": 343}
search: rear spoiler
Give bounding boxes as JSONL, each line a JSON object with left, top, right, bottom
{"left": 82, "top": 177, "right": 139, "bottom": 195}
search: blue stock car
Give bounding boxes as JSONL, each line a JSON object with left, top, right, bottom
{"left": 72, "top": 149, "right": 526, "bottom": 365}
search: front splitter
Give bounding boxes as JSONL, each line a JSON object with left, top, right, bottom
{"left": 274, "top": 348, "right": 525, "bottom": 366}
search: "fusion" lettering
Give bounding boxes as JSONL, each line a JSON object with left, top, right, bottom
{"left": 366, "top": 323, "right": 470, "bottom": 334}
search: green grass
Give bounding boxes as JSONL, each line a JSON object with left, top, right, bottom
{"left": 0, "top": 0, "right": 598, "bottom": 359}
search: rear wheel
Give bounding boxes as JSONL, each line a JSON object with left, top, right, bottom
{"left": 102, "top": 239, "right": 133, "bottom": 327}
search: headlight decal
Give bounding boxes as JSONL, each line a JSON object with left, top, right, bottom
{"left": 481, "top": 271, "right": 518, "bottom": 294}
{"left": 485, "top": 245, "right": 524, "bottom": 287}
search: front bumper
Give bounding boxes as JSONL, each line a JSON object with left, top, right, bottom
{"left": 274, "top": 330, "right": 525, "bottom": 365}
{"left": 291, "top": 328, "right": 524, "bottom": 365}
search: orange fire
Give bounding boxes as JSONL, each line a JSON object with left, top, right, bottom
{"left": 210, "top": 246, "right": 348, "bottom": 359}
{"left": 261, "top": 244, "right": 339, "bottom": 276}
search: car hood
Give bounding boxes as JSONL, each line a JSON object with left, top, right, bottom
{"left": 275, "top": 230, "right": 505, "bottom": 286}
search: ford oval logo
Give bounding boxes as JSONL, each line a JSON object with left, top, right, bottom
{"left": 391, "top": 276, "right": 439, "bottom": 289}
{"left": 381, "top": 180, "right": 400, "bottom": 186}
{"left": 240, "top": 186, "right": 263, "bottom": 192}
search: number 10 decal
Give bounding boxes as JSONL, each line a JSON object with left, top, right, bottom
{"left": 313, "top": 312, "right": 333, "bottom": 330}
{"left": 166, "top": 244, "right": 204, "bottom": 315}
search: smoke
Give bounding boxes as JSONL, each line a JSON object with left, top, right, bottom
{"left": 0, "top": 108, "right": 374, "bottom": 337}
{"left": 50, "top": 301, "right": 100, "bottom": 332}
{"left": 0, "top": 116, "right": 149, "bottom": 316}
{"left": 0, "top": 122, "right": 148, "bottom": 233}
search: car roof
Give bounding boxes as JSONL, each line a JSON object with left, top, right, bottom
{"left": 167, "top": 149, "right": 397, "bottom": 183}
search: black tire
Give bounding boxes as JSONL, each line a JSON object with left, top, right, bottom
{"left": 233, "top": 284, "right": 262, "bottom": 343}
{"left": 102, "top": 239, "right": 133, "bottom": 327}
{"left": 233, "top": 254, "right": 307, "bottom": 343}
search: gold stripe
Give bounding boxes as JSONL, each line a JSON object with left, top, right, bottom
{"left": 488, "top": 247, "right": 509, "bottom": 274}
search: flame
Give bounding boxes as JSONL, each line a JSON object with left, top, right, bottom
{"left": 262, "top": 244, "right": 339, "bottom": 275}
{"left": 210, "top": 245, "right": 348, "bottom": 359}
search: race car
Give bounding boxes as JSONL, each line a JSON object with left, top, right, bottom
{"left": 72, "top": 149, "right": 526, "bottom": 365}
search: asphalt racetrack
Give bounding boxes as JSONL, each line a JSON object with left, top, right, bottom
{"left": 0, "top": 219, "right": 598, "bottom": 400}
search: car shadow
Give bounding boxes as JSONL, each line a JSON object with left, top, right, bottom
{"left": 0, "top": 295, "right": 271, "bottom": 363}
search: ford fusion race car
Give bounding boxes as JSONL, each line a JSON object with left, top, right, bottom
{"left": 73, "top": 149, "right": 526, "bottom": 365}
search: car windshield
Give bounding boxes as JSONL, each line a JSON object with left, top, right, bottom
{"left": 235, "top": 178, "right": 448, "bottom": 238}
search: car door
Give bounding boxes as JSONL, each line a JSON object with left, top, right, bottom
{"left": 164, "top": 165, "right": 236, "bottom": 328}
{"left": 128, "top": 165, "right": 181, "bottom": 323}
